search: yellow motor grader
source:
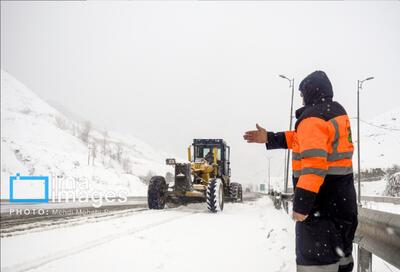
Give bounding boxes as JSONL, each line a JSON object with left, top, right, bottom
{"left": 147, "top": 139, "right": 242, "bottom": 212}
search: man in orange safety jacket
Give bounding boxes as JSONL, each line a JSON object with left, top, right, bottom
{"left": 244, "top": 71, "right": 358, "bottom": 272}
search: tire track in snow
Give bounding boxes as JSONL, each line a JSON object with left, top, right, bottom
{"left": 2, "top": 209, "right": 201, "bottom": 272}
{"left": 1, "top": 207, "right": 149, "bottom": 237}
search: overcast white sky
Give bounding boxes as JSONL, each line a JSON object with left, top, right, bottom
{"left": 1, "top": 1, "right": 400, "bottom": 185}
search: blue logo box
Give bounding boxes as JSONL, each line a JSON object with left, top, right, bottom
{"left": 9, "top": 173, "right": 49, "bottom": 203}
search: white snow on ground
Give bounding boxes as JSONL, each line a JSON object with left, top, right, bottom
{"left": 1, "top": 70, "right": 174, "bottom": 198}
{"left": 357, "top": 180, "right": 387, "bottom": 197}
{"left": 1, "top": 197, "right": 398, "bottom": 272}
{"left": 1, "top": 198, "right": 296, "bottom": 272}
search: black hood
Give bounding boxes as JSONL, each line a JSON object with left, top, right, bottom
{"left": 299, "top": 71, "right": 333, "bottom": 106}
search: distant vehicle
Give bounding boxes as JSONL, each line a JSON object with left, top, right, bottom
{"left": 147, "top": 139, "right": 242, "bottom": 213}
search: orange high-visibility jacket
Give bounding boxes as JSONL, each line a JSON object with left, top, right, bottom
{"left": 266, "top": 101, "right": 356, "bottom": 216}
{"left": 286, "top": 114, "right": 354, "bottom": 193}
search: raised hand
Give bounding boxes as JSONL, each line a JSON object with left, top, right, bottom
{"left": 243, "top": 124, "right": 268, "bottom": 144}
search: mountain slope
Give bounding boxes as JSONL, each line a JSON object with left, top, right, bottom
{"left": 356, "top": 107, "right": 400, "bottom": 170}
{"left": 1, "top": 70, "right": 172, "bottom": 199}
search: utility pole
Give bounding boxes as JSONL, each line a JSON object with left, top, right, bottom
{"left": 356, "top": 76, "right": 374, "bottom": 205}
{"left": 279, "top": 75, "right": 295, "bottom": 193}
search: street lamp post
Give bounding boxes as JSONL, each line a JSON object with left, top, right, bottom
{"left": 279, "top": 75, "right": 295, "bottom": 194}
{"left": 356, "top": 75, "right": 374, "bottom": 272}
{"left": 356, "top": 76, "right": 374, "bottom": 205}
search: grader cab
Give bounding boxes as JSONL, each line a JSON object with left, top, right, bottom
{"left": 147, "top": 139, "right": 242, "bottom": 213}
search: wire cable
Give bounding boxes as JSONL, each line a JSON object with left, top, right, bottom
{"left": 349, "top": 117, "right": 400, "bottom": 132}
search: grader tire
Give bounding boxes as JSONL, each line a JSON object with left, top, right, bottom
{"left": 148, "top": 176, "right": 167, "bottom": 209}
{"left": 237, "top": 183, "right": 243, "bottom": 202}
{"left": 229, "top": 182, "right": 243, "bottom": 202}
{"left": 207, "top": 179, "right": 224, "bottom": 213}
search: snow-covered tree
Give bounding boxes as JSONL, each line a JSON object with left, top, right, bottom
{"left": 384, "top": 172, "right": 400, "bottom": 197}
{"left": 80, "top": 121, "right": 92, "bottom": 143}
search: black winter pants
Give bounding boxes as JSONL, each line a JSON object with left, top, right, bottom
{"left": 295, "top": 215, "right": 358, "bottom": 272}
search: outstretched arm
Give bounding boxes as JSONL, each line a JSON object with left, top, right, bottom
{"left": 266, "top": 131, "right": 294, "bottom": 150}
{"left": 243, "top": 124, "right": 294, "bottom": 150}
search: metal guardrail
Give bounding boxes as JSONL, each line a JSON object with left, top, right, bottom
{"left": 268, "top": 191, "right": 400, "bottom": 271}
{"left": 269, "top": 190, "right": 292, "bottom": 211}
{"left": 360, "top": 195, "right": 400, "bottom": 205}
{"left": 355, "top": 207, "right": 400, "bottom": 270}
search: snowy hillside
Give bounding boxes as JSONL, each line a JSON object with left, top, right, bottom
{"left": 357, "top": 107, "right": 400, "bottom": 170}
{"left": 1, "top": 70, "right": 173, "bottom": 199}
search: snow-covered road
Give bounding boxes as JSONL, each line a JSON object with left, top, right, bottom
{"left": 2, "top": 196, "right": 398, "bottom": 272}
{"left": 1, "top": 197, "right": 296, "bottom": 272}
